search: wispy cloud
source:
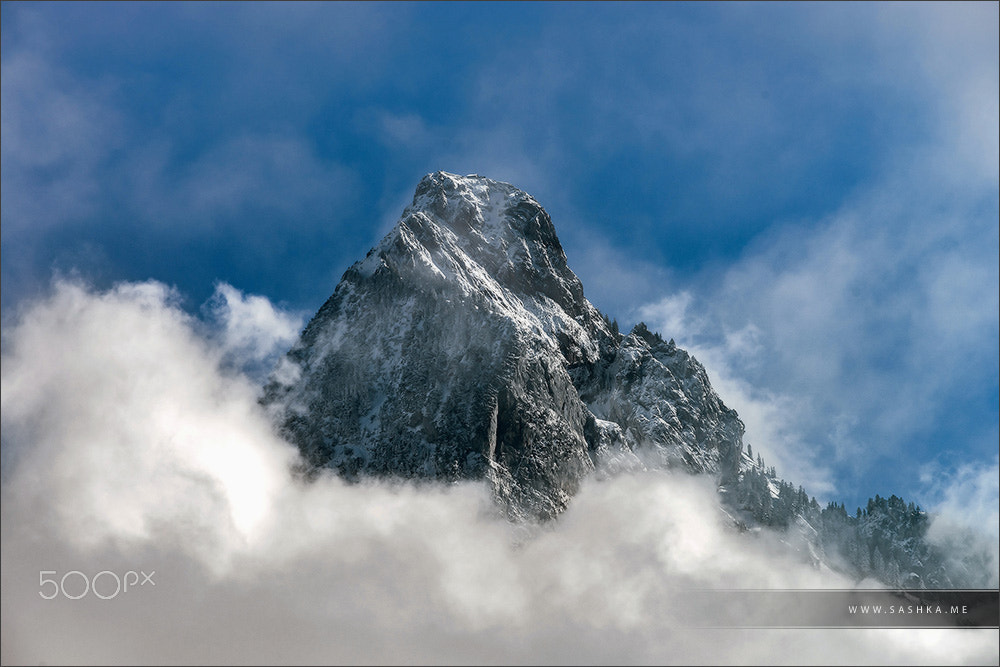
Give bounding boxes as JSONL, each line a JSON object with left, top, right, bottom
{"left": 0, "top": 50, "right": 125, "bottom": 234}
{"left": 597, "top": 3, "right": 1000, "bottom": 512}
{"left": 922, "top": 454, "right": 1000, "bottom": 587}
{"left": 636, "top": 292, "right": 836, "bottom": 498}
{"left": 634, "top": 152, "right": 998, "bottom": 506}
{"left": 125, "top": 134, "right": 358, "bottom": 228}
{"left": 203, "top": 282, "right": 306, "bottom": 381}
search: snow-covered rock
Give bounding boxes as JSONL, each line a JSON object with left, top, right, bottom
{"left": 262, "top": 171, "right": 994, "bottom": 589}
{"left": 262, "top": 171, "right": 743, "bottom": 519}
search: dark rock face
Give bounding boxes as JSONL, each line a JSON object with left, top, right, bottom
{"left": 262, "top": 171, "right": 744, "bottom": 519}
{"left": 262, "top": 171, "right": 993, "bottom": 589}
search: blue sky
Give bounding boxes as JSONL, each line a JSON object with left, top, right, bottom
{"left": 2, "top": 2, "right": 997, "bottom": 517}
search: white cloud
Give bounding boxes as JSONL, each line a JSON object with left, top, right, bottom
{"left": 204, "top": 282, "right": 305, "bottom": 375}
{"left": 0, "top": 280, "right": 297, "bottom": 561}
{"left": 922, "top": 455, "right": 1000, "bottom": 588}
{"left": 2, "top": 280, "right": 996, "bottom": 665}
{"left": 636, "top": 292, "right": 694, "bottom": 341}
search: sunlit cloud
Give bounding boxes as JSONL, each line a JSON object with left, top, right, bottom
{"left": 204, "top": 282, "right": 306, "bottom": 374}
{"left": 2, "top": 280, "right": 996, "bottom": 665}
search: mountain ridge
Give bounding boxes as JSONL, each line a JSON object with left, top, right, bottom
{"left": 263, "top": 171, "right": 992, "bottom": 588}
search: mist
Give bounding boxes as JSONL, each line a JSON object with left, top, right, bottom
{"left": 2, "top": 280, "right": 996, "bottom": 665}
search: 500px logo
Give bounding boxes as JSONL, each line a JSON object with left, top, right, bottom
{"left": 39, "top": 570, "right": 156, "bottom": 600}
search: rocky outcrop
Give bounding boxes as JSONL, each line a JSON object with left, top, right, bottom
{"left": 261, "top": 170, "right": 993, "bottom": 589}
{"left": 262, "top": 171, "right": 744, "bottom": 519}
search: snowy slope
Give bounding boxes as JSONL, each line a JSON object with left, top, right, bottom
{"left": 262, "top": 171, "right": 992, "bottom": 588}
{"left": 263, "top": 171, "right": 743, "bottom": 519}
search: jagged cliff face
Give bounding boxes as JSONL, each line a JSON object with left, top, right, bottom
{"left": 260, "top": 171, "right": 993, "bottom": 589}
{"left": 578, "top": 323, "right": 744, "bottom": 484}
{"left": 263, "top": 171, "right": 744, "bottom": 519}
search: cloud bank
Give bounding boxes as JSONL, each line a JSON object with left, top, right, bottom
{"left": 2, "top": 281, "right": 996, "bottom": 665}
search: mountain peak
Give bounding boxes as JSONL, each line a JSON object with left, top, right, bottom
{"left": 262, "top": 171, "right": 994, "bottom": 586}
{"left": 351, "top": 170, "right": 590, "bottom": 334}
{"left": 407, "top": 170, "right": 529, "bottom": 244}
{"left": 264, "top": 171, "right": 739, "bottom": 519}
{"left": 406, "top": 170, "right": 559, "bottom": 255}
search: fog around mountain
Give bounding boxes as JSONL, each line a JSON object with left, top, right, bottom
{"left": 2, "top": 236, "right": 995, "bottom": 666}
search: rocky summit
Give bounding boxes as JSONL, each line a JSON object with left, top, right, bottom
{"left": 262, "top": 171, "right": 743, "bottom": 520}
{"left": 262, "top": 171, "right": 992, "bottom": 589}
